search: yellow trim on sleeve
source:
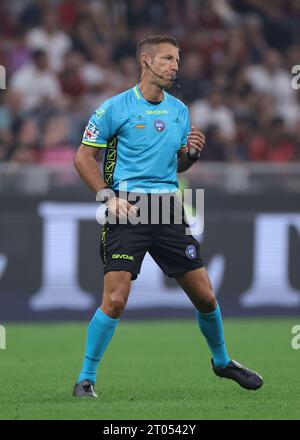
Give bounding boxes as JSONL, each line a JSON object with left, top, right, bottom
{"left": 82, "top": 141, "right": 107, "bottom": 148}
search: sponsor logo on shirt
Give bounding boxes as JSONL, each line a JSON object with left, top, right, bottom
{"left": 146, "top": 110, "right": 168, "bottom": 115}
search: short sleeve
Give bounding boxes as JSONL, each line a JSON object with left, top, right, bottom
{"left": 82, "top": 101, "right": 114, "bottom": 148}
{"left": 180, "top": 106, "right": 191, "bottom": 149}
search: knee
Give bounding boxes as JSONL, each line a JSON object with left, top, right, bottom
{"left": 197, "top": 291, "right": 217, "bottom": 313}
{"left": 101, "top": 288, "right": 128, "bottom": 318}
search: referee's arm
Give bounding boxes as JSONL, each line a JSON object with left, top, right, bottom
{"left": 177, "top": 146, "right": 194, "bottom": 173}
{"left": 74, "top": 144, "right": 107, "bottom": 193}
{"left": 74, "top": 143, "right": 138, "bottom": 218}
{"left": 177, "top": 126, "right": 205, "bottom": 173}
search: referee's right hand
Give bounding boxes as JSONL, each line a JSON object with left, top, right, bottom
{"left": 106, "top": 196, "right": 138, "bottom": 220}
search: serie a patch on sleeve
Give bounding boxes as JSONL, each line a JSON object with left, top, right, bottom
{"left": 83, "top": 122, "right": 100, "bottom": 142}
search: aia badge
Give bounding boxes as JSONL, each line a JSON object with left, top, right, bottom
{"left": 185, "top": 245, "right": 197, "bottom": 259}
{"left": 153, "top": 119, "right": 165, "bottom": 132}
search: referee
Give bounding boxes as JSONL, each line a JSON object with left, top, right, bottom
{"left": 73, "top": 35, "right": 263, "bottom": 397}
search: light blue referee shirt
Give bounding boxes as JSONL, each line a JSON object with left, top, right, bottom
{"left": 82, "top": 84, "right": 190, "bottom": 193}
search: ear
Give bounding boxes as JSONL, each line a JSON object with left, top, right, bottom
{"left": 141, "top": 54, "right": 147, "bottom": 67}
{"left": 141, "top": 54, "right": 150, "bottom": 68}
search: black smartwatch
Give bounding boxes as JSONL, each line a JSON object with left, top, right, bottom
{"left": 187, "top": 146, "right": 201, "bottom": 162}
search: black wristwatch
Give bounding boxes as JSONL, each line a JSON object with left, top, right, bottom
{"left": 96, "top": 187, "right": 116, "bottom": 203}
{"left": 187, "top": 146, "right": 201, "bottom": 162}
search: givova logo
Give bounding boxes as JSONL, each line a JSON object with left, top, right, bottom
{"left": 112, "top": 254, "right": 134, "bottom": 261}
{"left": 291, "top": 325, "right": 300, "bottom": 350}
{"left": 0, "top": 326, "right": 6, "bottom": 349}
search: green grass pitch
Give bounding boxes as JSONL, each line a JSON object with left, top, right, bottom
{"left": 0, "top": 318, "right": 299, "bottom": 420}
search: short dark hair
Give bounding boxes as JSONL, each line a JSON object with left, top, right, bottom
{"left": 136, "top": 35, "right": 179, "bottom": 67}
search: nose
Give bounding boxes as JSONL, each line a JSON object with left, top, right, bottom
{"left": 172, "top": 61, "right": 179, "bottom": 72}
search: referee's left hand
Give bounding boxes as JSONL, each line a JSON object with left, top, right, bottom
{"left": 187, "top": 126, "right": 205, "bottom": 153}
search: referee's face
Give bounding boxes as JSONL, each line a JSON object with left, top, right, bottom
{"left": 151, "top": 43, "right": 180, "bottom": 88}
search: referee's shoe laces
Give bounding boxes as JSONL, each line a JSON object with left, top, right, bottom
{"left": 212, "top": 359, "right": 264, "bottom": 390}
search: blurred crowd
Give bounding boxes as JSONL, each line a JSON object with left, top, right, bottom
{"left": 0, "top": 0, "right": 300, "bottom": 164}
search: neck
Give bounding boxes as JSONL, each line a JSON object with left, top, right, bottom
{"left": 138, "top": 80, "right": 164, "bottom": 102}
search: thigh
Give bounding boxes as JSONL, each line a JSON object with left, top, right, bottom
{"left": 101, "top": 270, "right": 132, "bottom": 317}
{"left": 103, "top": 270, "right": 132, "bottom": 300}
{"left": 103, "top": 270, "right": 132, "bottom": 293}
